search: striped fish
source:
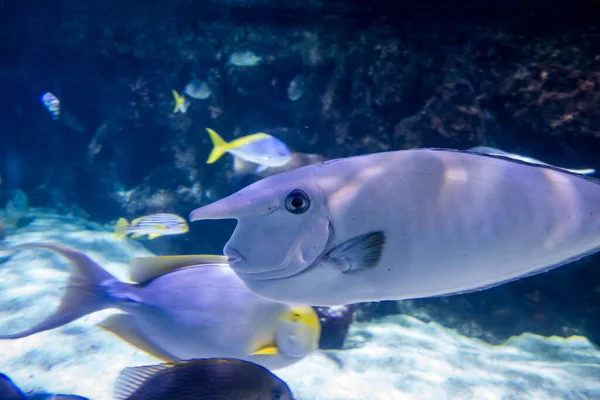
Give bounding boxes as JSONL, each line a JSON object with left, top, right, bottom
{"left": 41, "top": 92, "right": 60, "bottom": 120}
{"left": 114, "top": 213, "right": 189, "bottom": 240}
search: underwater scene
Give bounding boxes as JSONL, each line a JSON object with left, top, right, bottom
{"left": 1, "top": 0, "right": 600, "bottom": 399}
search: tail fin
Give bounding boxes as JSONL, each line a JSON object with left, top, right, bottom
{"left": 206, "top": 128, "right": 230, "bottom": 164}
{"left": 0, "top": 242, "right": 121, "bottom": 339}
{"left": 114, "top": 218, "right": 129, "bottom": 240}
{"left": 172, "top": 89, "right": 184, "bottom": 113}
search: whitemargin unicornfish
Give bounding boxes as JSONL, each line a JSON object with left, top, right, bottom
{"left": 190, "top": 148, "right": 600, "bottom": 306}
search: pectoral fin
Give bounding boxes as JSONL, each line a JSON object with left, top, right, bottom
{"left": 325, "top": 231, "right": 386, "bottom": 273}
{"left": 130, "top": 233, "right": 143, "bottom": 238}
{"left": 147, "top": 234, "right": 161, "bottom": 240}
{"left": 97, "top": 314, "right": 177, "bottom": 362}
{"left": 129, "top": 254, "right": 229, "bottom": 283}
{"left": 251, "top": 345, "right": 279, "bottom": 355}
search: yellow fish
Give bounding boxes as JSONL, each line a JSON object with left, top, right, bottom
{"left": 206, "top": 128, "right": 292, "bottom": 173}
{"left": 172, "top": 89, "right": 190, "bottom": 113}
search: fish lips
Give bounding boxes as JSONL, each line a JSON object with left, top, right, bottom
{"left": 224, "top": 245, "right": 309, "bottom": 280}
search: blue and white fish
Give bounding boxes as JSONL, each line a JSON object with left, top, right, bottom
{"left": 114, "top": 213, "right": 189, "bottom": 240}
{"left": 228, "top": 51, "right": 262, "bottom": 67}
{"left": 205, "top": 128, "right": 292, "bottom": 173}
{"left": 41, "top": 92, "right": 60, "bottom": 120}
{"left": 184, "top": 79, "right": 211, "bottom": 100}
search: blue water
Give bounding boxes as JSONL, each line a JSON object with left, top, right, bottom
{"left": 0, "top": 0, "right": 598, "bottom": 399}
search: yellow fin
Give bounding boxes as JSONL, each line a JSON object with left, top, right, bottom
{"left": 251, "top": 345, "right": 279, "bottom": 355}
{"left": 205, "top": 128, "right": 230, "bottom": 164}
{"left": 130, "top": 233, "right": 143, "bottom": 238}
{"left": 97, "top": 314, "right": 177, "bottom": 362}
{"left": 114, "top": 218, "right": 129, "bottom": 240}
{"left": 147, "top": 233, "right": 161, "bottom": 240}
{"left": 115, "top": 363, "right": 176, "bottom": 400}
{"left": 172, "top": 89, "right": 184, "bottom": 113}
{"left": 228, "top": 132, "right": 271, "bottom": 149}
{"left": 128, "top": 254, "right": 229, "bottom": 283}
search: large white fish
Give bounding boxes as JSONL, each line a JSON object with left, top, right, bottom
{"left": 0, "top": 243, "right": 321, "bottom": 369}
{"left": 189, "top": 148, "right": 600, "bottom": 306}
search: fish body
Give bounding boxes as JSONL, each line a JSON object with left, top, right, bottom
{"left": 0, "top": 373, "right": 25, "bottom": 400}
{"left": 232, "top": 152, "right": 327, "bottom": 180}
{"left": 229, "top": 51, "right": 262, "bottom": 66}
{"left": 206, "top": 128, "right": 292, "bottom": 172}
{"left": 0, "top": 244, "right": 321, "bottom": 370}
{"left": 190, "top": 148, "right": 600, "bottom": 306}
{"left": 114, "top": 213, "right": 189, "bottom": 240}
{"left": 41, "top": 92, "right": 60, "bottom": 119}
{"left": 172, "top": 89, "right": 190, "bottom": 113}
{"left": 287, "top": 75, "right": 305, "bottom": 101}
{"left": 184, "top": 79, "right": 211, "bottom": 100}
{"left": 468, "top": 146, "right": 596, "bottom": 175}
{"left": 115, "top": 358, "right": 293, "bottom": 400}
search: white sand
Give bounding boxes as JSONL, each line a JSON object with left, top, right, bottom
{"left": 0, "top": 212, "right": 599, "bottom": 399}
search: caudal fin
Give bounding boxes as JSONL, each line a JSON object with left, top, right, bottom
{"left": 172, "top": 89, "right": 184, "bottom": 113}
{"left": 114, "top": 218, "right": 129, "bottom": 240}
{"left": 206, "top": 128, "right": 229, "bottom": 164}
{"left": 0, "top": 242, "right": 121, "bottom": 339}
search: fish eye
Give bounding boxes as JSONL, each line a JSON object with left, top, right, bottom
{"left": 285, "top": 189, "right": 310, "bottom": 214}
{"left": 292, "top": 312, "right": 301, "bottom": 321}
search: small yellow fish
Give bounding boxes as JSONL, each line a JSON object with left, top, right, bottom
{"left": 115, "top": 358, "right": 294, "bottom": 400}
{"left": 172, "top": 89, "right": 190, "bottom": 113}
{"left": 114, "top": 213, "right": 189, "bottom": 240}
{"left": 206, "top": 128, "right": 291, "bottom": 172}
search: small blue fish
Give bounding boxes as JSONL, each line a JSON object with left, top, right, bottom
{"left": 184, "top": 79, "right": 211, "bottom": 100}
{"left": 41, "top": 92, "right": 60, "bottom": 120}
{"left": 229, "top": 51, "right": 262, "bottom": 67}
{"left": 287, "top": 75, "right": 305, "bottom": 101}
{"left": 205, "top": 128, "right": 291, "bottom": 173}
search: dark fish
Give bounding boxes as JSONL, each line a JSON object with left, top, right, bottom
{"left": 115, "top": 358, "right": 294, "bottom": 400}
{"left": 0, "top": 373, "right": 25, "bottom": 400}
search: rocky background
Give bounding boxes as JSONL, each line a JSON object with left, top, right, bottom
{"left": 1, "top": 0, "right": 599, "bottom": 348}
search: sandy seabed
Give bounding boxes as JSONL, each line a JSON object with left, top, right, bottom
{"left": 0, "top": 212, "right": 599, "bottom": 400}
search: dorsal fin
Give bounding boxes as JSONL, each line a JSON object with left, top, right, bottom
{"left": 129, "top": 254, "right": 229, "bottom": 283}
{"left": 114, "top": 363, "right": 176, "bottom": 400}
{"left": 115, "top": 358, "right": 254, "bottom": 399}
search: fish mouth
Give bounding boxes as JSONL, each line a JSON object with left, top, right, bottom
{"left": 233, "top": 265, "right": 309, "bottom": 281}
{"left": 230, "top": 221, "right": 334, "bottom": 282}
{"left": 225, "top": 246, "right": 246, "bottom": 264}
